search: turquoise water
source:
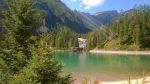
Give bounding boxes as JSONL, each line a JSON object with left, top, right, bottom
{"left": 54, "top": 51, "right": 150, "bottom": 81}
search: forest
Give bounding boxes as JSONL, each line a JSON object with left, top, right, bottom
{"left": 87, "top": 5, "right": 150, "bottom": 50}
{"left": 0, "top": 0, "right": 150, "bottom": 83}
{"left": 46, "top": 5, "right": 150, "bottom": 51}
{"left": 0, "top": 0, "right": 72, "bottom": 83}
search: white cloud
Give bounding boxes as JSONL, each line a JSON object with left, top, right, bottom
{"left": 70, "top": 0, "right": 77, "bottom": 2}
{"left": 84, "top": 6, "right": 90, "bottom": 9}
{"left": 79, "top": 4, "right": 82, "bottom": 7}
{"left": 70, "top": 0, "right": 104, "bottom": 9}
{"left": 81, "top": 0, "right": 104, "bottom": 9}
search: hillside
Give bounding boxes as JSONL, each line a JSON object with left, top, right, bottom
{"left": 80, "top": 10, "right": 119, "bottom": 26}
{"left": 0, "top": 0, "right": 121, "bottom": 33}
{"left": 86, "top": 5, "right": 150, "bottom": 50}
{"left": 94, "top": 10, "right": 119, "bottom": 25}
{"left": 35, "top": 0, "right": 97, "bottom": 33}
{"left": 0, "top": 0, "right": 6, "bottom": 17}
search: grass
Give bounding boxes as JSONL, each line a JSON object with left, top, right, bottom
{"left": 81, "top": 79, "right": 100, "bottom": 84}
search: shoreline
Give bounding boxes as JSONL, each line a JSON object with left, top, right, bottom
{"left": 90, "top": 50, "right": 150, "bottom": 55}
{"left": 100, "top": 76, "right": 150, "bottom": 84}
{"left": 73, "top": 76, "right": 150, "bottom": 84}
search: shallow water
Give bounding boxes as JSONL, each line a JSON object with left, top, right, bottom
{"left": 54, "top": 51, "right": 150, "bottom": 82}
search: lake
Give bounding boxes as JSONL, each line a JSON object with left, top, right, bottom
{"left": 54, "top": 51, "right": 150, "bottom": 82}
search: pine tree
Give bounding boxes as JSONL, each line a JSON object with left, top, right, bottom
{"left": 10, "top": 45, "right": 72, "bottom": 84}
{"left": 1, "top": 0, "right": 39, "bottom": 49}
{"left": 0, "top": 0, "right": 72, "bottom": 83}
{"left": 0, "top": 0, "right": 39, "bottom": 74}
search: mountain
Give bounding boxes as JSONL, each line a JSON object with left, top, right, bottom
{"left": 0, "top": 0, "right": 5, "bottom": 32}
{"left": 0, "top": 0, "right": 6, "bottom": 8}
{"left": 81, "top": 12, "right": 101, "bottom": 26}
{"left": 35, "top": 0, "right": 97, "bottom": 33}
{"left": 78, "top": 10, "right": 119, "bottom": 27}
{"left": 73, "top": 10, "right": 99, "bottom": 29}
{"left": 0, "top": 0, "right": 6, "bottom": 17}
{"left": 0, "top": 0, "right": 119, "bottom": 33}
{"left": 94, "top": 10, "right": 119, "bottom": 25}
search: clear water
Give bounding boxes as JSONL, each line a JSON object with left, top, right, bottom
{"left": 54, "top": 51, "right": 150, "bottom": 81}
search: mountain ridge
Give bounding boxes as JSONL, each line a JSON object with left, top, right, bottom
{"left": 0, "top": 0, "right": 120, "bottom": 33}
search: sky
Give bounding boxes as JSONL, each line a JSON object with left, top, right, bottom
{"left": 61, "top": 0, "right": 150, "bottom": 14}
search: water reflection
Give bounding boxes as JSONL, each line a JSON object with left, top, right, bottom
{"left": 55, "top": 51, "right": 150, "bottom": 76}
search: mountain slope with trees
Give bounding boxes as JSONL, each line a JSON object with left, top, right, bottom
{"left": 0, "top": 0, "right": 120, "bottom": 33}
{"left": 34, "top": 0, "right": 96, "bottom": 33}
{"left": 87, "top": 5, "right": 150, "bottom": 50}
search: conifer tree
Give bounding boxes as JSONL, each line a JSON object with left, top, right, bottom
{"left": 0, "top": 0, "right": 72, "bottom": 83}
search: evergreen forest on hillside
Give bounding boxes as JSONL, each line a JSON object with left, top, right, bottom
{"left": 0, "top": 0, "right": 150, "bottom": 83}
{"left": 86, "top": 5, "right": 150, "bottom": 50}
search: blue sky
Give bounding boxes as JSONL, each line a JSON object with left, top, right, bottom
{"left": 61, "top": 0, "right": 150, "bottom": 14}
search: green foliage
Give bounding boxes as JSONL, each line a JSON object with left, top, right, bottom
{"left": 48, "top": 25, "right": 81, "bottom": 49}
{"left": 87, "top": 5, "right": 150, "bottom": 50}
{"left": 10, "top": 47, "right": 72, "bottom": 84}
{"left": 0, "top": 0, "right": 72, "bottom": 83}
{"left": 112, "top": 5, "right": 150, "bottom": 49}
{"left": 86, "top": 26, "right": 108, "bottom": 49}
{"left": 102, "top": 40, "right": 121, "bottom": 50}
{"left": 81, "top": 78, "right": 100, "bottom": 84}
{"left": 0, "top": 0, "right": 39, "bottom": 49}
{"left": 0, "top": 0, "right": 39, "bottom": 75}
{"left": 0, "top": 55, "right": 10, "bottom": 84}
